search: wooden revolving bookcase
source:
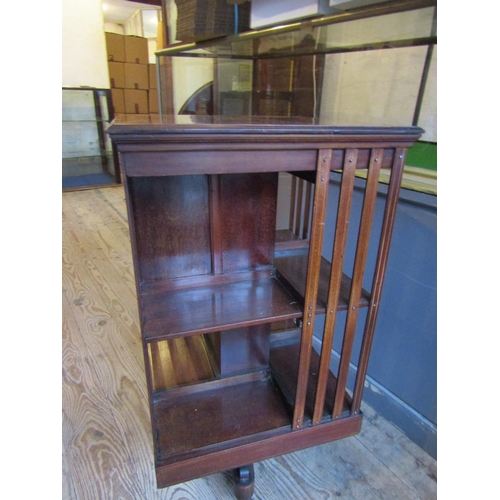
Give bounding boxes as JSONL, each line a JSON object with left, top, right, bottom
{"left": 108, "top": 120, "right": 422, "bottom": 498}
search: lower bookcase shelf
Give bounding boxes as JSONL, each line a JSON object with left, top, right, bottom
{"left": 270, "top": 338, "right": 352, "bottom": 421}
{"left": 153, "top": 372, "right": 292, "bottom": 463}
{"left": 151, "top": 339, "right": 354, "bottom": 479}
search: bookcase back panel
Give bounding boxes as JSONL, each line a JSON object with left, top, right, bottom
{"left": 128, "top": 175, "right": 212, "bottom": 282}
{"left": 220, "top": 173, "right": 278, "bottom": 273}
{"left": 206, "top": 324, "right": 271, "bottom": 377}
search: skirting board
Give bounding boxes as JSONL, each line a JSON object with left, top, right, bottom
{"left": 312, "top": 337, "right": 437, "bottom": 459}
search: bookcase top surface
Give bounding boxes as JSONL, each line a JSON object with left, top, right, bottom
{"left": 107, "top": 115, "right": 423, "bottom": 142}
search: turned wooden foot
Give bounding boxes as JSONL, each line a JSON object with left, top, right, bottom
{"left": 232, "top": 464, "right": 255, "bottom": 500}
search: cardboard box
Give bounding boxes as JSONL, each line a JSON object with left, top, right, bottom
{"left": 105, "top": 32, "right": 125, "bottom": 62}
{"left": 148, "top": 89, "right": 159, "bottom": 114}
{"left": 124, "top": 89, "right": 149, "bottom": 114}
{"left": 124, "top": 63, "right": 149, "bottom": 90}
{"left": 108, "top": 62, "right": 125, "bottom": 88}
{"left": 124, "top": 36, "right": 149, "bottom": 64}
{"left": 111, "top": 89, "right": 126, "bottom": 114}
{"left": 148, "top": 64, "right": 157, "bottom": 89}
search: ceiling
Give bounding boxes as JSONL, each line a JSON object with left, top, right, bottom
{"left": 102, "top": 0, "right": 160, "bottom": 25}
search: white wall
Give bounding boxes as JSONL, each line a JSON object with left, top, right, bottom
{"left": 62, "top": 0, "right": 110, "bottom": 88}
{"left": 417, "top": 46, "right": 437, "bottom": 142}
{"left": 104, "top": 22, "right": 124, "bottom": 35}
{"left": 319, "top": 46, "right": 428, "bottom": 127}
{"left": 124, "top": 10, "right": 143, "bottom": 36}
{"left": 319, "top": 8, "right": 436, "bottom": 130}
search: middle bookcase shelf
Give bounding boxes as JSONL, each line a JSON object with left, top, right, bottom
{"left": 140, "top": 276, "right": 303, "bottom": 341}
{"left": 275, "top": 247, "right": 371, "bottom": 313}
{"left": 140, "top": 247, "right": 371, "bottom": 343}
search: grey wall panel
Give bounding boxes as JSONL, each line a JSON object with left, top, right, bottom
{"left": 313, "top": 175, "right": 437, "bottom": 457}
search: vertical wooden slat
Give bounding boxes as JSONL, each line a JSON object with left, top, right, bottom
{"left": 351, "top": 148, "right": 406, "bottom": 414}
{"left": 289, "top": 175, "right": 297, "bottom": 231}
{"left": 287, "top": 59, "right": 295, "bottom": 117}
{"left": 332, "top": 149, "right": 383, "bottom": 419}
{"left": 302, "top": 182, "right": 313, "bottom": 240}
{"left": 294, "top": 179, "right": 304, "bottom": 236}
{"left": 311, "top": 150, "right": 357, "bottom": 424}
{"left": 209, "top": 174, "right": 223, "bottom": 275}
{"left": 292, "top": 149, "right": 331, "bottom": 430}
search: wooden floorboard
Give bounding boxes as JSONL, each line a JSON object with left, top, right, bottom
{"left": 62, "top": 186, "right": 437, "bottom": 500}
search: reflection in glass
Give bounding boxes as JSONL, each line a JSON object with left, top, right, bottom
{"left": 156, "top": 4, "right": 436, "bottom": 131}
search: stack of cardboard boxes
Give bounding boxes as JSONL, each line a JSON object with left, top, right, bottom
{"left": 105, "top": 32, "right": 160, "bottom": 123}
{"left": 175, "top": 0, "right": 251, "bottom": 42}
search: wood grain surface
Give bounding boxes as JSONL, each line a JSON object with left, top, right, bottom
{"left": 62, "top": 186, "right": 436, "bottom": 500}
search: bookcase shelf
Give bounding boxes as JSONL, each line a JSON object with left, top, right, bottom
{"left": 275, "top": 247, "right": 371, "bottom": 313}
{"left": 141, "top": 276, "right": 302, "bottom": 341}
{"left": 153, "top": 372, "right": 292, "bottom": 464}
{"left": 151, "top": 338, "right": 350, "bottom": 468}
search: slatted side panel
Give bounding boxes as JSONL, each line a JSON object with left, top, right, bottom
{"left": 292, "top": 150, "right": 332, "bottom": 430}
{"left": 309, "top": 148, "right": 400, "bottom": 423}
{"left": 312, "top": 149, "right": 358, "bottom": 425}
{"left": 332, "top": 149, "right": 383, "bottom": 419}
{"left": 351, "top": 148, "right": 407, "bottom": 414}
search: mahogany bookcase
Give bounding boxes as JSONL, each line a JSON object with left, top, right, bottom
{"left": 108, "top": 119, "right": 422, "bottom": 498}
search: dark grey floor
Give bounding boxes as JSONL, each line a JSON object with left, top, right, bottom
{"left": 63, "top": 172, "right": 116, "bottom": 189}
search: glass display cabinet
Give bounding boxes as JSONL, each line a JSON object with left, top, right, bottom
{"left": 156, "top": 0, "right": 436, "bottom": 127}
{"left": 62, "top": 88, "right": 120, "bottom": 190}
{"left": 107, "top": 1, "right": 435, "bottom": 497}
{"left": 156, "top": 0, "right": 436, "bottom": 193}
